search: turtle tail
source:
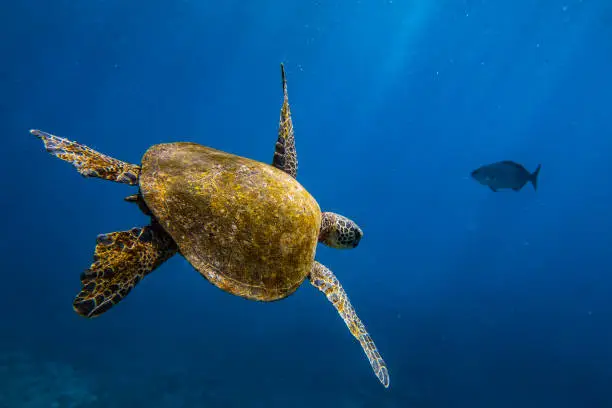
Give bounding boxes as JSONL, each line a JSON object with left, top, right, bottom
{"left": 31, "top": 129, "right": 141, "bottom": 185}
{"left": 74, "top": 223, "right": 178, "bottom": 318}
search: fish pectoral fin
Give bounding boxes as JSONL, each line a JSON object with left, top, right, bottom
{"left": 489, "top": 186, "right": 498, "bottom": 192}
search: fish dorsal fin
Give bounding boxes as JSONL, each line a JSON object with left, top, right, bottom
{"left": 500, "top": 160, "right": 521, "bottom": 167}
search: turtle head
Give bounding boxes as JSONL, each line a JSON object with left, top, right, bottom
{"left": 319, "top": 212, "right": 363, "bottom": 249}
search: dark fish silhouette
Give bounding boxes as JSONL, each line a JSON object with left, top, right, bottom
{"left": 471, "top": 161, "right": 541, "bottom": 192}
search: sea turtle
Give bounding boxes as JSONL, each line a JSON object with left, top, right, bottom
{"left": 32, "top": 64, "right": 389, "bottom": 388}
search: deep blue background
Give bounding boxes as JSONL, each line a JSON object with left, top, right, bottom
{"left": 2, "top": 0, "right": 612, "bottom": 407}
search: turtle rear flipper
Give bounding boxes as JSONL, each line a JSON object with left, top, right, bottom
{"left": 74, "top": 224, "right": 178, "bottom": 318}
{"left": 31, "top": 129, "right": 141, "bottom": 185}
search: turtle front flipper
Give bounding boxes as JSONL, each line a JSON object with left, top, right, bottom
{"left": 31, "top": 129, "right": 141, "bottom": 185}
{"left": 74, "top": 224, "right": 178, "bottom": 318}
{"left": 309, "top": 261, "right": 390, "bottom": 388}
{"left": 271, "top": 63, "right": 298, "bottom": 179}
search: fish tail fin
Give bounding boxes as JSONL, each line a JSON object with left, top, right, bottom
{"left": 530, "top": 164, "right": 542, "bottom": 191}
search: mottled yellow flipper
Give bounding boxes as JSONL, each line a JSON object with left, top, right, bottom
{"left": 31, "top": 129, "right": 141, "bottom": 185}
{"left": 74, "top": 224, "right": 178, "bottom": 318}
{"left": 309, "top": 261, "right": 390, "bottom": 388}
{"left": 271, "top": 63, "right": 298, "bottom": 178}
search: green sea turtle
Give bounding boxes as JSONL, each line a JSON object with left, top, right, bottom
{"left": 32, "top": 64, "right": 389, "bottom": 388}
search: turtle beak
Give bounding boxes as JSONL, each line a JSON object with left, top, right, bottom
{"left": 352, "top": 228, "right": 363, "bottom": 248}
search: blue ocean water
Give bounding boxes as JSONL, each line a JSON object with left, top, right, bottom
{"left": 2, "top": 0, "right": 612, "bottom": 406}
